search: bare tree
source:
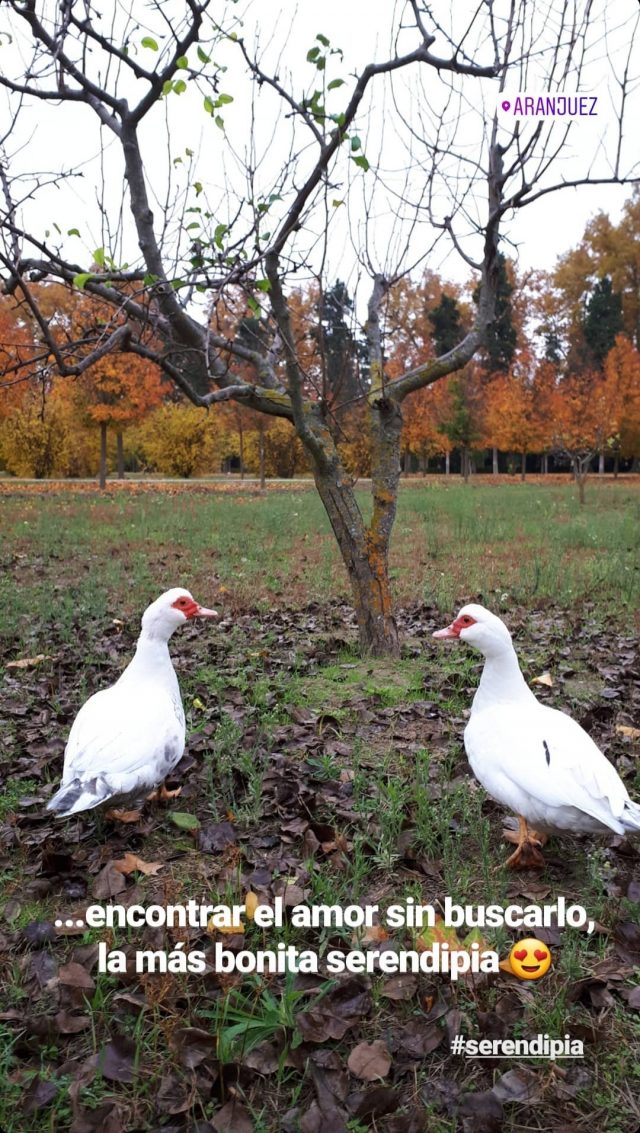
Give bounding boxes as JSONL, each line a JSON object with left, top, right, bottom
{"left": 1, "top": 0, "right": 638, "bottom": 653}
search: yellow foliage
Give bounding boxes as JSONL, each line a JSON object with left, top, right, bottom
{"left": 243, "top": 419, "right": 307, "bottom": 478}
{"left": 0, "top": 395, "right": 66, "bottom": 478}
{"left": 135, "top": 403, "right": 232, "bottom": 477}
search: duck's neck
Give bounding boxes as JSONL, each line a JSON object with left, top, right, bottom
{"left": 121, "top": 630, "right": 175, "bottom": 684}
{"left": 473, "top": 642, "right": 537, "bottom": 713}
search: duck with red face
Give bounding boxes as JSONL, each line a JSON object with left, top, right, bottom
{"left": 433, "top": 603, "right": 640, "bottom": 868}
{"left": 46, "top": 588, "right": 218, "bottom": 819}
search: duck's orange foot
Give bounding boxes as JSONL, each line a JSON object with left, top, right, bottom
{"left": 146, "top": 784, "right": 182, "bottom": 803}
{"left": 504, "top": 825, "right": 548, "bottom": 848}
{"left": 105, "top": 808, "right": 143, "bottom": 823}
{"left": 501, "top": 815, "right": 546, "bottom": 870}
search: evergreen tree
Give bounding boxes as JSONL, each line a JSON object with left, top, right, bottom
{"left": 583, "top": 276, "right": 624, "bottom": 368}
{"left": 429, "top": 293, "right": 462, "bottom": 355}
{"left": 316, "top": 281, "right": 362, "bottom": 409}
{"left": 473, "top": 252, "right": 517, "bottom": 373}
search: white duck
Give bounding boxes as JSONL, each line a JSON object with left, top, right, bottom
{"left": 433, "top": 603, "right": 640, "bottom": 867}
{"left": 47, "top": 588, "right": 217, "bottom": 818}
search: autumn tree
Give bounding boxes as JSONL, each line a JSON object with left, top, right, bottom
{"left": 551, "top": 373, "right": 617, "bottom": 503}
{"left": 603, "top": 335, "right": 640, "bottom": 472}
{"left": 1, "top": 2, "right": 637, "bottom": 654}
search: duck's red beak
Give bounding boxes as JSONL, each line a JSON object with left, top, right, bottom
{"left": 433, "top": 622, "right": 458, "bottom": 639}
{"left": 195, "top": 606, "right": 218, "bottom": 618}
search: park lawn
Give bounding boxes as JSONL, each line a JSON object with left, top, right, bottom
{"left": 0, "top": 479, "right": 639, "bottom": 1132}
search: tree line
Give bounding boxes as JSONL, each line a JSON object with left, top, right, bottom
{"left": 2, "top": 195, "right": 639, "bottom": 493}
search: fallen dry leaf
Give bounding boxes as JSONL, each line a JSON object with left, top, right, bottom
{"left": 531, "top": 671, "right": 553, "bottom": 687}
{"left": 6, "top": 653, "right": 56, "bottom": 669}
{"left": 347, "top": 1040, "right": 392, "bottom": 1081}
{"left": 616, "top": 724, "right": 640, "bottom": 739}
{"left": 245, "top": 891, "right": 259, "bottom": 920}
{"left": 112, "top": 853, "right": 162, "bottom": 876}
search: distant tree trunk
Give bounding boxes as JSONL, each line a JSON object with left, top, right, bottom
{"left": 99, "top": 422, "right": 108, "bottom": 489}
{"left": 238, "top": 419, "right": 245, "bottom": 480}
{"left": 520, "top": 452, "right": 526, "bottom": 481}
{"left": 598, "top": 452, "right": 605, "bottom": 475}
{"left": 492, "top": 446, "right": 499, "bottom": 475}
{"left": 462, "top": 447, "right": 470, "bottom": 483}
{"left": 116, "top": 430, "right": 125, "bottom": 479}
{"left": 572, "top": 457, "right": 587, "bottom": 505}
{"left": 541, "top": 453, "right": 548, "bottom": 474}
{"left": 258, "top": 419, "right": 266, "bottom": 489}
{"left": 445, "top": 451, "right": 450, "bottom": 476}
{"left": 614, "top": 452, "right": 619, "bottom": 479}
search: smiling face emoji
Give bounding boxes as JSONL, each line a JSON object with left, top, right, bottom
{"left": 507, "top": 938, "right": 552, "bottom": 980}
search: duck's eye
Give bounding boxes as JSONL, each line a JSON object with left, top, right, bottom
{"left": 461, "top": 616, "right": 472, "bottom": 625}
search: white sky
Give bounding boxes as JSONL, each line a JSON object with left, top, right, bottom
{"left": 1, "top": 0, "right": 639, "bottom": 307}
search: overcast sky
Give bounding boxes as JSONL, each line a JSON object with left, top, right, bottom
{"left": 2, "top": 0, "right": 639, "bottom": 304}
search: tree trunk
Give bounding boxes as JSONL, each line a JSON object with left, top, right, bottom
{"left": 614, "top": 451, "right": 619, "bottom": 479}
{"left": 445, "top": 451, "right": 450, "bottom": 476}
{"left": 462, "top": 447, "right": 470, "bottom": 483}
{"left": 520, "top": 452, "right": 526, "bottom": 481}
{"left": 239, "top": 420, "right": 245, "bottom": 480}
{"left": 598, "top": 452, "right": 605, "bottom": 475}
{"left": 258, "top": 420, "right": 266, "bottom": 490}
{"left": 541, "top": 453, "right": 548, "bottom": 474}
{"left": 301, "top": 393, "right": 402, "bottom": 657}
{"left": 116, "top": 430, "right": 125, "bottom": 479}
{"left": 492, "top": 446, "right": 499, "bottom": 475}
{"left": 572, "top": 458, "right": 586, "bottom": 505}
{"left": 99, "top": 422, "right": 108, "bottom": 489}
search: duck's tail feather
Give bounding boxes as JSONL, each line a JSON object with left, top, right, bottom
{"left": 621, "top": 799, "right": 640, "bottom": 833}
{"left": 46, "top": 776, "right": 110, "bottom": 817}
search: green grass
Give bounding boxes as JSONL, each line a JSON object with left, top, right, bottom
{"left": 1, "top": 479, "right": 639, "bottom": 647}
{"left": 2, "top": 479, "right": 640, "bottom": 1131}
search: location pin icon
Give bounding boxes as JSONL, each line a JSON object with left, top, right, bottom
{"left": 501, "top": 100, "right": 511, "bottom": 111}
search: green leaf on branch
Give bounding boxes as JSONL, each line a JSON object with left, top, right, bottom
{"left": 173, "top": 79, "right": 187, "bottom": 94}
{"left": 141, "top": 36, "right": 158, "bottom": 51}
{"left": 214, "top": 223, "right": 228, "bottom": 249}
{"left": 306, "top": 46, "right": 320, "bottom": 62}
{"left": 247, "top": 296, "right": 260, "bottom": 315}
{"left": 73, "top": 273, "right": 94, "bottom": 290}
{"left": 351, "top": 154, "right": 370, "bottom": 171}
{"left": 197, "top": 46, "right": 210, "bottom": 64}
{"left": 67, "top": 228, "right": 81, "bottom": 237}
{"left": 350, "top": 135, "right": 362, "bottom": 151}
{"left": 327, "top": 78, "right": 344, "bottom": 90}
{"left": 204, "top": 95, "right": 214, "bottom": 115}
{"left": 143, "top": 273, "right": 159, "bottom": 286}
{"left": 162, "top": 79, "right": 174, "bottom": 96}
{"left": 316, "top": 33, "right": 330, "bottom": 46}
{"left": 176, "top": 55, "right": 188, "bottom": 69}
{"left": 93, "top": 247, "right": 106, "bottom": 267}
{"left": 255, "top": 279, "right": 271, "bottom": 292}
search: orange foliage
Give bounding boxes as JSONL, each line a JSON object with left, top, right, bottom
{"left": 603, "top": 336, "right": 640, "bottom": 458}
{"left": 402, "top": 382, "right": 454, "bottom": 467}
